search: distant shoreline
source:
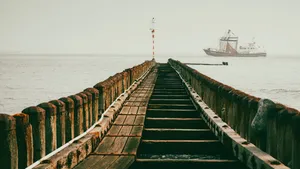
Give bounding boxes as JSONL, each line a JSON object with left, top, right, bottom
{"left": 0, "top": 53, "right": 152, "bottom": 58}
{"left": 0, "top": 53, "right": 299, "bottom": 58}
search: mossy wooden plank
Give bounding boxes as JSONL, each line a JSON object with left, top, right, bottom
{"left": 110, "top": 137, "right": 128, "bottom": 154}
{"left": 137, "top": 107, "right": 147, "bottom": 115}
{"left": 107, "top": 156, "right": 135, "bottom": 169}
{"left": 73, "top": 155, "right": 104, "bottom": 169}
{"left": 92, "top": 155, "right": 119, "bottom": 169}
{"left": 134, "top": 116, "right": 145, "bottom": 125}
{"left": 122, "top": 137, "right": 141, "bottom": 154}
{"left": 131, "top": 126, "right": 143, "bottom": 136}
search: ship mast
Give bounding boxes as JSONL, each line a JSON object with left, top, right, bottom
{"left": 219, "top": 29, "right": 238, "bottom": 51}
{"left": 150, "top": 18, "right": 156, "bottom": 60}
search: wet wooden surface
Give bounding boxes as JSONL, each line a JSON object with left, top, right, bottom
{"left": 74, "top": 69, "right": 157, "bottom": 169}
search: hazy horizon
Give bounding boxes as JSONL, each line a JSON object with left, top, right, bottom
{"left": 1, "top": 0, "right": 300, "bottom": 56}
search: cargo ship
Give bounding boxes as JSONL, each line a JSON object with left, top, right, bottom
{"left": 203, "top": 30, "right": 267, "bottom": 57}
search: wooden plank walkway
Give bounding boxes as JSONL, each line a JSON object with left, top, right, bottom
{"left": 129, "top": 64, "right": 247, "bottom": 169}
{"left": 73, "top": 68, "right": 157, "bottom": 169}
{"left": 73, "top": 64, "right": 288, "bottom": 169}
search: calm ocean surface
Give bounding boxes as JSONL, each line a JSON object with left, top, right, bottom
{"left": 1, "top": 54, "right": 300, "bottom": 114}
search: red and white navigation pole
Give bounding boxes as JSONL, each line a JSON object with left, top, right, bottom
{"left": 150, "top": 18, "right": 156, "bottom": 60}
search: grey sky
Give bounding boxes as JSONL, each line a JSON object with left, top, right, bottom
{"left": 1, "top": 0, "right": 299, "bottom": 55}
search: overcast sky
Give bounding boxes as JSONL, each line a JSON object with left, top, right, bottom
{"left": 1, "top": 0, "right": 299, "bottom": 56}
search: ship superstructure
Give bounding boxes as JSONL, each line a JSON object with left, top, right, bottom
{"left": 203, "top": 30, "right": 266, "bottom": 57}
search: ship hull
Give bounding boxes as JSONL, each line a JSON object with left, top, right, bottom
{"left": 203, "top": 49, "right": 266, "bottom": 57}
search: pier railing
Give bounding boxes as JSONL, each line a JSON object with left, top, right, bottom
{"left": 169, "top": 58, "right": 300, "bottom": 169}
{"left": 0, "top": 59, "right": 155, "bottom": 169}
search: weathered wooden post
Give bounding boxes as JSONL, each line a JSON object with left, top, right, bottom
{"left": 0, "top": 114, "right": 18, "bottom": 169}
{"left": 276, "top": 108, "right": 295, "bottom": 165}
{"left": 241, "top": 96, "right": 249, "bottom": 139}
{"left": 59, "top": 97, "right": 75, "bottom": 142}
{"left": 22, "top": 106, "right": 46, "bottom": 161}
{"left": 112, "top": 74, "right": 118, "bottom": 101}
{"left": 200, "top": 78, "right": 205, "bottom": 99}
{"left": 205, "top": 81, "right": 212, "bottom": 107}
{"left": 116, "top": 73, "right": 123, "bottom": 96}
{"left": 122, "top": 71, "right": 129, "bottom": 92}
{"left": 37, "top": 102, "right": 57, "bottom": 154}
{"left": 216, "top": 86, "right": 223, "bottom": 116}
{"left": 265, "top": 107, "right": 279, "bottom": 160}
{"left": 125, "top": 68, "right": 132, "bottom": 87}
{"left": 131, "top": 66, "right": 137, "bottom": 83}
{"left": 82, "top": 91, "right": 92, "bottom": 127}
{"left": 49, "top": 100, "right": 66, "bottom": 147}
{"left": 247, "top": 99, "right": 258, "bottom": 144}
{"left": 84, "top": 88, "right": 99, "bottom": 124}
{"left": 210, "top": 81, "right": 218, "bottom": 112}
{"left": 250, "top": 99, "right": 270, "bottom": 151}
{"left": 109, "top": 77, "right": 115, "bottom": 104}
{"left": 223, "top": 88, "right": 231, "bottom": 123}
{"left": 13, "top": 113, "right": 33, "bottom": 169}
{"left": 77, "top": 92, "right": 89, "bottom": 131}
{"left": 232, "top": 93, "right": 240, "bottom": 133}
{"left": 227, "top": 90, "right": 234, "bottom": 127}
{"left": 69, "top": 95, "right": 83, "bottom": 136}
{"left": 94, "top": 82, "right": 106, "bottom": 115}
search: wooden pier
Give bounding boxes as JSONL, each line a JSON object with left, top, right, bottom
{"left": 72, "top": 63, "right": 288, "bottom": 169}
{"left": 130, "top": 64, "right": 246, "bottom": 169}
{"left": 1, "top": 59, "right": 299, "bottom": 169}
{"left": 73, "top": 66, "right": 156, "bottom": 169}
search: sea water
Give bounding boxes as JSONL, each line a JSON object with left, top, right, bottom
{"left": 1, "top": 54, "right": 299, "bottom": 114}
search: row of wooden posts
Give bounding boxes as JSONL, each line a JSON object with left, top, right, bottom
{"left": 169, "top": 59, "right": 300, "bottom": 169}
{"left": 0, "top": 60, "right": 155, "bottom": 169}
